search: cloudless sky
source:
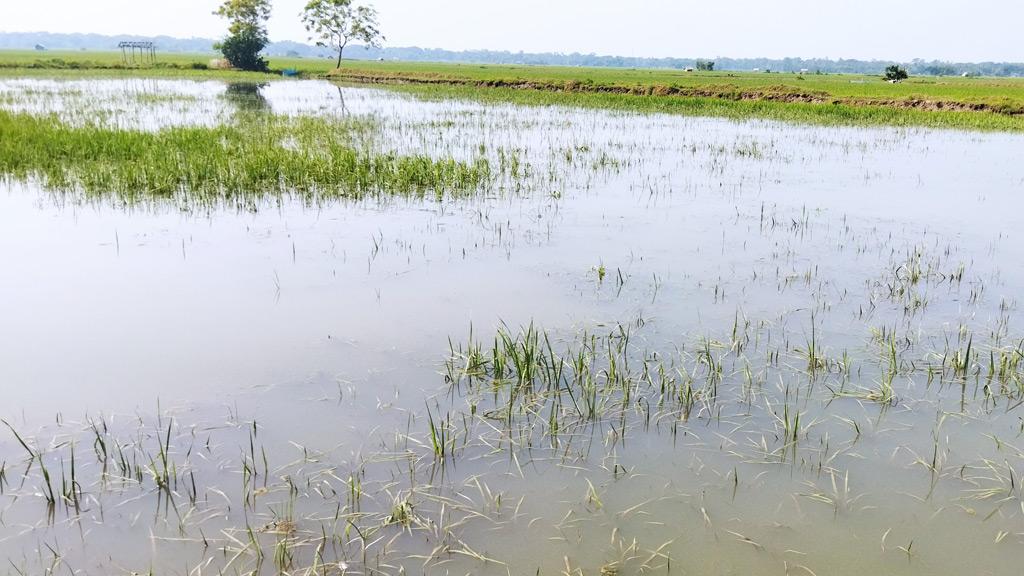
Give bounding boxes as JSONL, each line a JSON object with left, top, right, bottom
{"left": 4, "top": 0, "right": 1022, "bottom": 62}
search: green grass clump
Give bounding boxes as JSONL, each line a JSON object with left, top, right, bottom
{"left": 0, "top": 109, "right": 491, "bottom": 206}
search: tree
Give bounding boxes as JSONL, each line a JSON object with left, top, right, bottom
{"left": 884, "top": 64, "right": 909, "bottom": 82}
{"left": 696, "top": 59, "right": 715, "bottom": 71}
{"left": 218, "top": 27, "right": 269, "bottom": 72}
{"left": 215, "top": 0, "right": 272, "bottom": 71}
{"left": 301, "top": 0, "right": 383, "bottom": 69}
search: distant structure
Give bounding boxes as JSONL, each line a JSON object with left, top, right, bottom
{"left": 118, "top": 41, "right": 156, "bottom": 65}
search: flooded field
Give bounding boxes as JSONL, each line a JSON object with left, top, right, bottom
{"left": 1, "top": 78, "right": 1023, "bottom": 576}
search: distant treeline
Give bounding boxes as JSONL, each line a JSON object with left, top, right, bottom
{"left": 4, "top": 32, "right": 1023, "bottom": 77}
{"left": 1, "top": 32, "right": 219, "bottom": 55}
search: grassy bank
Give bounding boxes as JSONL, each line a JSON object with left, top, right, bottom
{"left": 370, "top": 80, "right": 1024, "bottom": 131}
{"left": 331, "top": 60, "right": 1024, "bottom": 105}
{"left": 0, "top": 108, "right": 491, "bottom": 205}
{"left": 330, "top": 61, "right": 1024, "bottom": 131}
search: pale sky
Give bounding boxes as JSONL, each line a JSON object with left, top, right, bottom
{"left": 4, "top": 0, "right": 1022, "bottom": 62}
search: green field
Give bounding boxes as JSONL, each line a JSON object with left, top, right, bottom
{"left": 332, "top": 59, "right": 1024, "bottom": 106}
{"left": 0, "top": 49, "right": 334, "bottom": 79}
{"left": 3, "top": 49, "right": 1024, "bottom": 130}
{"left": 0, "top": 49, "right": 349, "bottom": 73}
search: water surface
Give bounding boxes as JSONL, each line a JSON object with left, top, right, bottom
{"left": 1, "top": 78, "right": 1022, "bottom": 576}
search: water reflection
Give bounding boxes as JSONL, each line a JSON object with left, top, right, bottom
{"left": 222, "top": 81, "right": 270, "bottom": 113}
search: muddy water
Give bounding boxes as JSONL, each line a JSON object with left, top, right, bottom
{"left": 0, "top": 78, "right": 1022, "bottom": 575}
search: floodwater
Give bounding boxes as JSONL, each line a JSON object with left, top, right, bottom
{"left": 1, "top": 78, "right": 1023, "bottom": 575}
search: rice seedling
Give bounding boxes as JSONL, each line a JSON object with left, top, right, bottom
{"left": 0, "top": 106, "right": 494, "bottom": 207}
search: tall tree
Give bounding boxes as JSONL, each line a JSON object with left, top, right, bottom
{"left": 301, "top": 0, "right": 383, "bottom": 69}
{"left": 215, "top": 0, "right": 272, "bottom": 71}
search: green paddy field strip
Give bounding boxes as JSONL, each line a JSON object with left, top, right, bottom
{"left": 3, "top": 50, "right": 1024, "bottom": 130}
{"left": 0, "top": 107, "right": 490, "bottom": 205}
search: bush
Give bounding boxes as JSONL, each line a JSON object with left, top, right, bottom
{"left": 216, "top": 27, "right": 268, "bottom": 72}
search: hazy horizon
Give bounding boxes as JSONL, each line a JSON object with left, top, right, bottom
{"left": 4, "top": 0, "right": 1023, "bottom": 63}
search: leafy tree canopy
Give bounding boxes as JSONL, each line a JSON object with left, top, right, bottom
{"left": 301, "top": 0, "right": 383, "bottom": 68}
{"left": 885, "top": 64, "right": 909, "bottom": 82}
{"left": 214, "top": 0, "right": 271, "bottom": 71}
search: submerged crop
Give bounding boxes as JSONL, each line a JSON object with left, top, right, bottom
{"left": 0, "top": 108, "right": 492, "bottom": 206}
{"left": 2, "top": 76, "right": 1024, "bottom": 576}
